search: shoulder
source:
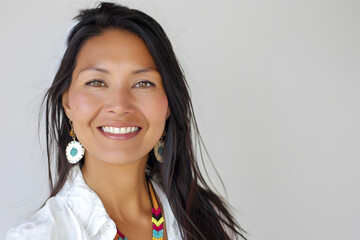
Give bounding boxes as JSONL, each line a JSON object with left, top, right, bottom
{"left": 6, "top": 165, "right": 116, "bottom": 240}
{"left": 5, "top": 195, "right": 86, "bottom": 240}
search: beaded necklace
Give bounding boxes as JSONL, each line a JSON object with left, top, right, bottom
{"left": 114, "top": 181, "right": 164, "bottom": 240}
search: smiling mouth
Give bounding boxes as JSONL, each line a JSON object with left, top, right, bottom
{"left": 100, "top": 126, "right": 140, "bottom": 134}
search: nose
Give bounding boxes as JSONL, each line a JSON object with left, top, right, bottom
{"left": 104, "top": 87, "right": 136, "bottom": 115}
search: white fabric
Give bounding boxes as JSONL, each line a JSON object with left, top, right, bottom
{"left": 6, "top": 165, "right": 182, "bottom": 240}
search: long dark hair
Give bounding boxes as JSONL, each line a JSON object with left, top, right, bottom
{"left": 43, "top": 2, "right": 246, "bottom": 239}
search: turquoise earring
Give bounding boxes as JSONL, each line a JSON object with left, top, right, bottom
{"left": 154, "top": 131, "right": 165, "bottom": 162}
{"left": 65, "top": 120, "right": 85, "bottom": 164}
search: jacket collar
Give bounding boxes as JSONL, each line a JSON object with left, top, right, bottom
{"left": 57, "top": 165, "right": 116, "bottom": 239}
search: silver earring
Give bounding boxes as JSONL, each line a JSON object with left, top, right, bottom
{"left": 65, "top": 120, "right": 85, "bottom": 164}
{"left": 154, "top": 131, "right": 166, "bottom": 162}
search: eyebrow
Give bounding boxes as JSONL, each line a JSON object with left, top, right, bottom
{"left": 78, "top": 66, "right": 158, "bottom": 75}
{"left": 132, "top": 67, "right": 158, "bottom": 74}
{"left": 79, "top": 67, "right": 109, "bottom": 74}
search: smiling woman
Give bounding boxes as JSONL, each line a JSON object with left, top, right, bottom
{"left": 6, "top": 2, "right": 246, "bottom": 240}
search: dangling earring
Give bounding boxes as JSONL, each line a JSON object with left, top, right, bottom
{"left": 65, "top": 120, "right": 85, "bottom": 164}
{"left": 154, "top": 131, "right": 166, "bottom": 162}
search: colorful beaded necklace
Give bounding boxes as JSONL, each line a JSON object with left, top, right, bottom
{"left": 114, "top": 181, "right": 164, "bottom": 240}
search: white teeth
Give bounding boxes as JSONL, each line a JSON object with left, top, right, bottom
{"left": 102, "top": 126, "right": 139, "bottom": 134}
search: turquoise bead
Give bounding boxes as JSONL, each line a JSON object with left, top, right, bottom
{"left": 70, "top": 147, "right": 78, "bottom": 157}
{"left": 157, "top": 146, "right": 163, "bottom": 156}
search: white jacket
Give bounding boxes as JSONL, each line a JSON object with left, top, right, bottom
{"left": 6, "top": 165, "right": 182, "bottom": 240}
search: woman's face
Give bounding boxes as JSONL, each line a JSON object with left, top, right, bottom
{"left": 62, "top": 29, "right": 169, "bottom": 165}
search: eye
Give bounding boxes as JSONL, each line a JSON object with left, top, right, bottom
{"left": 134, "top": 81, "right": 154, "bottom": 88}
{"left": 86, "top": 79, "right": 106, "bottom": 87}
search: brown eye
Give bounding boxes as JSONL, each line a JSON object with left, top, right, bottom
{"left": 86, "top": 80, "right": 105, "bottom": 87}
{"left": 134, "top": 81, "right": 154, "bottom": 88}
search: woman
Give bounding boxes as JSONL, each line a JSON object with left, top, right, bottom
{"left": 7, "top": 2, "right": 246, "bottom": 240}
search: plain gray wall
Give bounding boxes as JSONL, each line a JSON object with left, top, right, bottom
{"left": 1, "top": 0, "right": 359, "bottom": 239}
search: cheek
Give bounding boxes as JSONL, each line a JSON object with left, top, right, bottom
{"left": 68, "top": 90, "right": 101, "bottom": 121}
{"left": 140, "top": 94, "right": 169, "bottom": 124}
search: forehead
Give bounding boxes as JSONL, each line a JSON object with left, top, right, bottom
{"left": 74, "top": 29, "right": 157, "bottom": 70}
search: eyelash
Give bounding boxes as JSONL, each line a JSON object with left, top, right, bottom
{"left": 85, "top": 80, "right": 155, "bottom": 88}
{"left": 134, "top": 81, "right": 155, "bottom": 88}
{"left": 85, "top": 79, "right": 105, "bottom": 87}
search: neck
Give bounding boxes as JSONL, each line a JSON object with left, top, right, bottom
{"left": 81, "top": 153, "right": 151, "bottom": 222}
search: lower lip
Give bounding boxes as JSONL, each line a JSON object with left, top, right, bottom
{"left": 98, "top": 127, "right": 142, "bottom": 140}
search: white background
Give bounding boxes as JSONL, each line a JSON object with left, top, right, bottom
{"left": 1, "top": 0, "right": 360, "bottom": 239}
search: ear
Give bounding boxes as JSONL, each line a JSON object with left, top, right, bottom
{"left": 62, "top": 90, "right": 72, "bottom": 120}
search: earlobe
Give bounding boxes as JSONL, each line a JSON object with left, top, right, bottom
{"left": 62, "top": 90, "right": 72, "bottom": 120}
